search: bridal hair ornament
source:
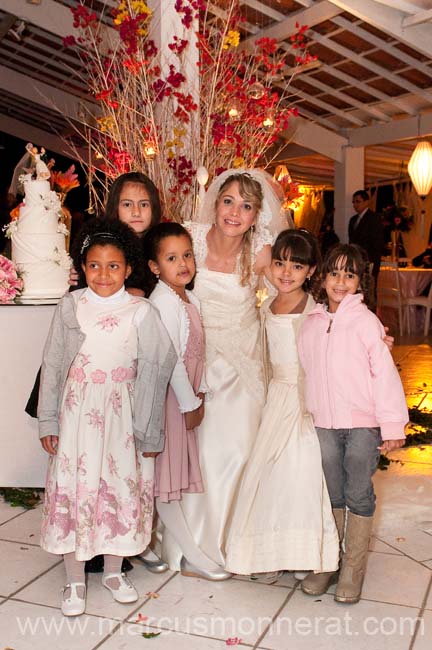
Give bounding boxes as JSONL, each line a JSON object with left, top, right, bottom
{"left": 196, "top": 168, "right": 293, "bottom": 247}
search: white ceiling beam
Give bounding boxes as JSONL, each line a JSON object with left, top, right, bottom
{"left": 239, "top": 1, "right": 343, "bottom": 49}
{"left": 0, "top": 114, "right": 86, "bottom": 161}
{"left": 288, "top": 116, "right": 348, "bottom": 162}
{"left": 0, "top": 65, "right": 95, "bottom": 122}
{"left": 240, "top": 0, "right": 285, "bottom": 22}
{"left": 291, "top": 104, "right": 340, "bottom": 131}
{"left": 310, "top": 30, "right": 432, "bottom": 102}
{"left": 327, "top": 0, "right": 432, "bottom": 58}
{"left": 318, "top": 64, "right": 417, "bottom": 115}
{"left": 403, "top": 9, "right": 432, "bottom": 28}
{"left": 288, "top": 86, "right": 366, "bottom": 125}
{"left": 348, "top": 113, "right": 432, "bottom": 147}
{"left": 332, "top": 15, "right": 432, "bottom": 79}
{"left": 304, "top": 75, "right": 392, "bottom": 122}
{"left": 2, "top": 0, "right": 76, "bottom": 38}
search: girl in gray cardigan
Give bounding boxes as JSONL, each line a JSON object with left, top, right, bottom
{"left": 38, "top": 219, "right": 176, "bottom": 617}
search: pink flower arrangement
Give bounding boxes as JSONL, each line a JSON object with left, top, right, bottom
{"left": 0, "top": 255, "right": 24, "bottom": 303}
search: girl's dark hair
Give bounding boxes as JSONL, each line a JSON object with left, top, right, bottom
{"left": 142, "top": 222, "right": 194, "bottom": 296}
{"left": 320, "top": 243, "right": 373, "bottom": 306}
{"left": 272, "top": 228, "right": 321, "bottom": 295}
{"left": 72, "top": 217, "right": 141, "bottom": 287}
{"left": 104, "top": 172, "right": 162, "bottom": 226}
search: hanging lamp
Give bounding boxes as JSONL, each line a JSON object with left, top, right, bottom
{"left": 407, "top": 140, "right": 432, "bottom": 237}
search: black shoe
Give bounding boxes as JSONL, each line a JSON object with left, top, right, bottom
{"left": 84, "top": 556, "right": 133, "bottom": 573}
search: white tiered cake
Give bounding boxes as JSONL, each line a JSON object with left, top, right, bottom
{"left": 11, "top": 174, "right": 71, "bottom": 302}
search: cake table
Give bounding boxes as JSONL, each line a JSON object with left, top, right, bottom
{"left": 0, "top": 302, "right": 56, "bottom": 487}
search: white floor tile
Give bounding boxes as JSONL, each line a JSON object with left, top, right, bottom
{"left": 99, "top": 625, "right": 229, "bottom": 650}
{"left": 0, "top": 497, "right": 25, "bottom": 524}
{"left": 259, "top": 590, "right": 419, "bottom": 650}
{"left": 0, "top": 540, "right": 59, "bottom": 597}
{"left": 378, "top": 529, "right": 432, "bottom": 561}
{"left": 412, "top": 610, "right": 432, "bottom": 650}
{"left": 0, "top": 599, "right": 117, "bottom": 649}
{"left": 128, "top": 572, "right": 290, "bottom": 645}
{"left": 0, "top": 504, "right": 42, "bottom": 543}
{"left": 373, "top": 469, "right": 432, "bottom": 535}
{"left": 17, "top": 560, "right": 176, "bottom": 620}
{"left": 368, "top": 536, "right": 403, "bottom": 555}
{"left": 421, "top": 573, "right": 432, "bottom": 610}
{"left": 360, "top": 552, "right": 431, "bottom": 607}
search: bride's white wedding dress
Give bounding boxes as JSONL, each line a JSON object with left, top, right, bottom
{"left": 162, "top": 222, "right": 266, "bottom": 568}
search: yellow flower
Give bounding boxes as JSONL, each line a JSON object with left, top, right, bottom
{"left": 114, "top": 0, "right": 151, "bottom": 25}
{"left": 233, "top": 156, "right": 245, "bottom": 168}
{"left": 222, "top": 30, "right": 240, "bottom": 50}
{"left": 97, "top": 116, "right": 115, "bottom": 133}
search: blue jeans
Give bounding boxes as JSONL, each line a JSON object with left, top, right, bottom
{"left": 315, "top": 427, "right": 382, "bottom": 517}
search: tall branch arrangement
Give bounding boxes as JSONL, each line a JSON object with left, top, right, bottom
{"left": 66, "top": 0, "right": 314, "bottom": 219}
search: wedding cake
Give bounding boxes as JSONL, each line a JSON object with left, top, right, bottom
{"left": 10, "top": 174, "right": 71, "bottom": 301}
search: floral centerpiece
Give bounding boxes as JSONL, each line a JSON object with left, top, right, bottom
{"left": 63, "top": 0, "right": 315, "bottom": 219}
{"left": 382, "top": 204, "right": 413, "bottom": 261}
{"left": 0, "top": 255, "right": 24, "bottom": 304}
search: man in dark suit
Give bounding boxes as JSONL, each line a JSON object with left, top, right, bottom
{"left": 348, "top": 190, "right": 384, "bottom": 290}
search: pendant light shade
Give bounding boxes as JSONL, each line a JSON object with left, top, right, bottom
{"left": 407, "top": 140, "right": 432, "bottom": 198}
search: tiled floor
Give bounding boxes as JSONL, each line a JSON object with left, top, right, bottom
{"left": 1, "top": 336, "right": 431, "bottom": 649}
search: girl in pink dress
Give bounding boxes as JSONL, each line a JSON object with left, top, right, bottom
{"left": 143, "top": 222, "right": 230, "bottom": 580}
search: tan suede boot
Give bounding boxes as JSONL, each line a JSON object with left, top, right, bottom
{"left": 301, "top": 508, "right": 345, "bottom": 596}
{"left": 334, "top": 511, "right": 373, "bottom": 604}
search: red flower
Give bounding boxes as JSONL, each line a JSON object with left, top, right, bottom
{"left": 63, "top": 35, "right": 76, "bottom": 48}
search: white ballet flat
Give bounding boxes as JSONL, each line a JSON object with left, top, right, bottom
{"left": 61, "top": 582, "right": 86, "bottom": 616}
{"left": 134, "top": 554, "right": 169, "bottom": 573}
{"left": 102, "top": 572, "right": 138, "bottom": 603}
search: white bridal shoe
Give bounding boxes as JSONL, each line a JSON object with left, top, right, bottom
{"left": 134, "top": 554, "right": 169, "bottom": 573}
{"left": 61, "top": 582, "right": 86, "bottom": 616}
{"left": 102, "top": 572, "right": 138, "bottom": 603}
{"left": 180, "top": 556, "right": 232, "bottom": 581}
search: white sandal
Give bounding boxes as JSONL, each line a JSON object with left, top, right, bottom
{"left": 61, "top": 582, "right": 86, "bottom": 616}
{"left": 102, "top": 572, "right": 138, "bottom": 603}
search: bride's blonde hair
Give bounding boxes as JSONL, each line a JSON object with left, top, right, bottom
{"left": 215, "top": 173, "right": 263, "bottom": 286}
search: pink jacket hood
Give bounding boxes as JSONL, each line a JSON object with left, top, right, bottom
{"left": 297, "top": 293, "right": 407, "bottom": 440}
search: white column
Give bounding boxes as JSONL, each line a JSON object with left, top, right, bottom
{"left": 147, "top": 0, "right": 199, "bottom": 103}
{"left": 334, "top": 146, "right": 365, "bottom": 242}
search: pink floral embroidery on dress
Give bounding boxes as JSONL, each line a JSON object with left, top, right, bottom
{"left": 126, "top": 360, "right": 138, "bottom": 380}
{"left": 85, "top": 408, "right": 105, "bottom": 434}
{"left": 76, "top": 352, "right": 90, "bottom": 367}
{"left": 97, "top": 313, "right": 120, "bottom": 332}
{"left": 64, "top": 386, "right": 78, "bottom": 411}
{"left": 91, "top": 369, "right": 107, "bottom": 384}
{"left": 107, "top": 453, "right": 120, "bottom": 478}
{"left": 80, "top": 296, "right": 88, "bottom": 304}
{"left": 124, "top": 432, "right": 135, "bottom": 449}
{"left": 110, "top": 389, "right": 122, "bottom": 415}
{"left": 77, "top": 453, "right": 87, "bottom": 476}
{"left": 69, "top": 366, "right": 86, "bottom": 383}
{"left": 111, "top": 366, "right": 128, "bottom": 382}
{"left": 58, "top": 452, "right": 72, "bottom": 475}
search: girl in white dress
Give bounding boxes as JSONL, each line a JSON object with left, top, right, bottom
{"left": 162, "top": 169, "right": 290, "bottom": 573}
{"left": 38, "top": 219, "right": 175, "bottom": 616}
{"left": 225, "top": 229, "right": 339, "bottom": 577}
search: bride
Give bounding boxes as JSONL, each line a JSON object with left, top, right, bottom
{"left": 162, "top": 168, "right": 291, "bottom": 575}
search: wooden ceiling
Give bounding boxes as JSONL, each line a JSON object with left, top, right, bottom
{"left": 1, "top": 0, "right": 432, "bottom": 187}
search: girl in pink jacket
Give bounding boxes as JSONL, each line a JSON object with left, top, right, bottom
{"left": 298, "top": 243, "right": 407, "bottom": 604}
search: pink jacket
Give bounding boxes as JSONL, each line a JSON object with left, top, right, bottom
{"left": 297, "top": 293, "right": 408, "bottom": 440}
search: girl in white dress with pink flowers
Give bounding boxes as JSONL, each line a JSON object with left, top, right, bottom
{"left": 38, "top": 219, "right": 175, "bottom": 616}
